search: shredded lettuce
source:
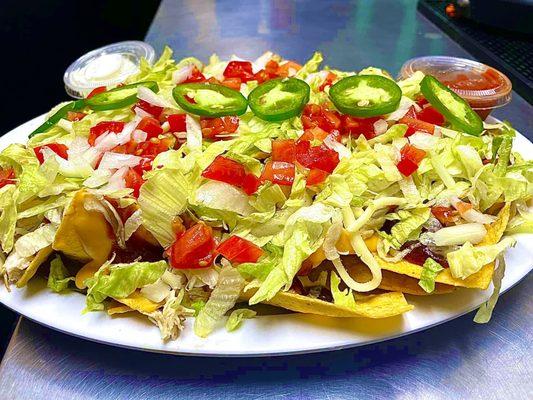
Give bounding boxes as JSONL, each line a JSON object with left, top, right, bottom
{"left": 226, "top": 308, "right": 257, "bottom": 332}
{"left": 418, "top": 258, "right": 444, "bottom": 293}
{"left": 295, "top": 52, "right": 323, "bottom": 79}
{"left": 47, "top": 255, "right": 73, "bottom": 293}
{"left": 138, "top": 169, "right": 189, "bottom": 247}
{"left": 447, "top": 237, "right": 516, "bottom": 279}
{"left": 194, "top": 266, "right": 245, "bottom": 337}
{"left": 330, "top": 271, "right": 357, "bottom": 309}
{"left": 85, "top": 260, "right": 167, "bottom": 311}
{"left": 474, "top": 255, "right": 506, "bottom": 323}
{"left": 382, "top": 207, "right": 430, "bottom": 250}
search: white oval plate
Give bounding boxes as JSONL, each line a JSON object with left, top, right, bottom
{"left": 0, "top": 115, "right": 531, "bottom": 357}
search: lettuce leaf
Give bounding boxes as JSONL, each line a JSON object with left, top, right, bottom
{"left": 447, "top": 237, "right": 516, "bottom": 279}
{"left": 85, "top": 260, "right": 167, "bottom": 311}
{"left": 226, "top": 308, "right": 257, "bottom": 332}
{"left": 382, "top": 207, "right": 430, "bottom": 250}
{"left": 295, "top": 51, "right": 323, "bottom": 79}
{"left": 0, "top": 186, "right": 19, "bottom": 253}
{"left": 474, "top": 255, "right": 505, "bottom": 323}
{"left": 138, "top": 169, "right": 189, "bottom": 248}
{"left": 330, "top": 271, "right": 357, "bottom": 309}
{"left": 47, "top": 255, "right": 74, "bottom": 293}
{"left": 418, "top": 258, "right": 444, "bottom": 293}
{"left": 194, "top": 266, "right": 245, "bottom": 337}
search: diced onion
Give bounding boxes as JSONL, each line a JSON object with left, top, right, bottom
{"left": 172, "top": 64, "right": 194, "bottom": 84}
{"left": 373, "top": 119, "right": 388, "bottom": 136}
{"left": 137, "top": 86, "right": 174, "bottom": 108}
{"left": 461, "top": 209, "right": 497, "bottom": 224}
{"left": 324, "top": 136, "right": 351, "bottom": 159}
{"left": 98, "top": 152, "right": 142, "bottom": 171}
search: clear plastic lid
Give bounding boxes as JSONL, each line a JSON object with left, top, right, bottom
{"left": 63, "top": 41, "right": 155, "bottom": 98}
{"left": 400, "top": 56, "right": 512, "bottom": 111}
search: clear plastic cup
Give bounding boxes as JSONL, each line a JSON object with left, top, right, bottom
{"left": 400, "top": 56, "right": 512, "bottom": 120}
{"left": 63, "top": 41, "right": 155, "bottom": 98}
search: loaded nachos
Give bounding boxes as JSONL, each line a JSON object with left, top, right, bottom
{"left": 0, "top": 48, "right": 531, "bottom": 340}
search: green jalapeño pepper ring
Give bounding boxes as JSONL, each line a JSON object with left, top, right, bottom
{"left": 248, "top": 78, "right": 310, "bottom": 121}
{"left": 172, "top": 83, "right": 248, "bottom": 117}
{"left": 421, "top": 75, "right": 483, "bottom": 136}
{"left": 329, "top": 75, "right": 402, "bottom": 118}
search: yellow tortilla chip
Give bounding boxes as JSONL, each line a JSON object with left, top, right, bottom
{"left": 241, "top": 288, "right": 413, "bottom": 318}
{"left": 113, "top": 291, "right": 161, "bottom": 314}
{"left": 340, "top": 256, "right": 455, "bottom": 295}
{"left": 53, "top": 190, "right": 114, "bottom": 289}
{"left": 377, "top": 203, "right": 511, "bottom": 290}
{"left": 107, "top": 304, "right": 134, "bottom": 315}
{"left": 16, "top": 245, "right": 54, "bottom": 288}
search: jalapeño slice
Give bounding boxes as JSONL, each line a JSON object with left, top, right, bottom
{"left": 421, "top": 75, "right": 483, "bottom": 136}
{"left": 328, "top": 75, "right": 402, "bottom": 117}
{"left": 86, "top": 81, "right": 159, "bottom": 111}
{"left": 248, "top": 78, "right": 310, "bottom": 121}
{"left": 172, "top": 83, "right": 248, "bottom": 117}
{"left": 29, "top": 99, "right": 86, "bottom": 138}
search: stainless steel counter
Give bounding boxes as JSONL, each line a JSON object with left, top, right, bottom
{"left": 0, "top": 1, "right": 531, "bottom": 399}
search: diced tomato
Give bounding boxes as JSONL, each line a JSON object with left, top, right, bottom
{"left": 223, "top": 61, "right": 255, "bottom": 82}
{"left": 86, "top": 86, "right": 106, "bottom": 99}
{"left": 200, "top": 116, "right": 239, "bottom": 138}
{"left": 295, "top": 141, "right": 339, "bottom": 173}
{"left": 66, "top": 111, "right": 87, "bottom": 122}
{"left": 132, "top": 158, "right": 152, "bottom": 176}
{"left": 136, "top": 116, "right": 163, "bottom": 139}
{"left": 401, "top": 144, "right": 426, "bottom": 164}
{"left": 272, "top": 139, "right": 296, "bottom": 162}
{"left": 168, "top": 223, "right": 216, "bottom": 269}
{"left": 112, "top": 140, "right": 138, "bottom": 155}
{"left": 33, "top": 143, "right": 69, "bottom": 164}
{"left": 265, "top": 60, "right": 279, "bottom": 75}
{"left": 183, "top": 66, "right": 206, "bottom": 83}
{"left": 220, "top": 77, "right": 242, "bottom": 90}
{"left": 167, "top": 113, "right": 187, "bottom": 132}
{"left": 241, "top": 172, "right": 261, "bottom": 195}
{"left": 341, "top": 115, "right": 379, "bottom": 139}
{"left": 135, "top": 137, "right": 175, "bottom": 159}
{"left": 416, "top": 97, "right": 429, "bottom": 107}
{"left": 416, "top": 105, "right": 445, "bottom": 126}
{"left": 276, "top": 61, "right": 302, "bottom": 77}
{"left": 397, "top": 144, "right": 426, "bottom": 176}
{"left": 253, "top": 69, "right": 271, "bottom": 84}
{"left": 302, "top": 104, "right": 342, "bottom": 133}
{"left": 396, "top": 158, "right": 419, "bottom": 177}
{"left": 399, "top": 116, "right": 435, "bottom": 137}
{"left": 202, "top": 156, "right": 259, "bottom": 194}
{"left": 260, "top": 161, "right": 295, "bottom": 186}
{"left": 216, "top": 235, "right": 264, "bottom": 264}
{"left": 124, "top": 167, "right": 144, "bottom": 198}
{"left": 132, "top": 99, "right": 164, "bottom": 119}
{"left": 431, "top": 206, "right": 459, "bottom": 225}
{"left": 306, "top": 169, "right": 329, "bottom": 186}
{"left": 88, "top": 121, "right": 125, "bottom": 146}
{"left": 0, "top": 169, "right": 15, "bottom": 189}
{"left": 318, "top": 72, "right": 337, "bottom": 91}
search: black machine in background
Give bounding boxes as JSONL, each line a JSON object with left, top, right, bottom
{"left": 419, "top": 0, "right": 533, "bottom": 104}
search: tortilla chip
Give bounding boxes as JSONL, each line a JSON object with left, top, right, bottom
{"left": 113, "top": 291, "right": 161, "bottom": 314}
{"left": 53, "top": 190, "right": 114, "bottom": 289}
{"left": 241, "top": 287, "right": 413, "bottom": 318}
{"left": 107, "top": 304, "right": 134, "bottom": 315}
{"left": 16, "top": 245, "right": 53, "bottom": 288}
{"left": 376, "top": 203, "right": 511, "bottom": 290}
{"left": 340, "top": 256, "right": 455, "bottom": 295}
